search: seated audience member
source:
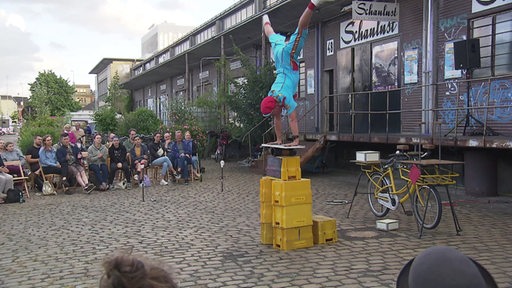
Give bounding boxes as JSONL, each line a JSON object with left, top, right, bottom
{"left": 85, "top": 123, "right": 92, "bottom": 136}
{"left": 129, "top": 135, "right": 149, "bottom": 181}
{"left": 106, "top": 133, "right": 116, "bottom": 149}
{"left": 73, "top": 122, "right": 85, "bottom": 144}
{"left": 148, "top": 132, "right": 176, "bottom": 186}
{"left": 39, "top": 134, "right": 69, "bottom": 187}
{"left": 124, "top": 129, "right": 137, "bottom": 152}
{"left": 396, "top": 246, "right": 497, "bottom": 288}
{"left": 0, "top": 139, "right": 5, "bottom": 154}
{"left": 0, "top": 157, "right": 14, "bottom": 202}
{"left": 56, "top": 133, "right": 95, "bottom": 194}
{"left": 99, "top": 253, "right": 178, "bottom": 288}
{"left": 64, "top": 124, "right": 77, "bottom": 144}
{"left": 108, "top": 136, "right": 131, "bottom": 189}
{"left": 170, "top": 130, "right": 192, "bottom": 184}
{"left": 87, "top": 134, "right": 110, "bottom": 191}
{"left": 184, "top": 131, "right": 201, "bottom": 180}
{"left": 2, "top": 141, "right": 29, "bottom": 176}
{"left": 25, "top": 135, "right": 44, "bottom": 191}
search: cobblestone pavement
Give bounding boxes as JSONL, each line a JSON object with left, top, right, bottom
{"left": 1, "top": 158, "right": 512, "bottom": 287}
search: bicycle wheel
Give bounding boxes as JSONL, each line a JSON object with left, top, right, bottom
{"left": 367, "top": 172, "right": 391, "bottom": 217}
{"left": 413, "top": 185, "right": 442, "bottom": 229}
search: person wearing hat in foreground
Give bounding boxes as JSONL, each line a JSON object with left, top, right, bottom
{"left": 396, "top": 246, "right": 497, "bottom": 288}
{"left": 260, "top": 0, "right": 331, "bottom": 146}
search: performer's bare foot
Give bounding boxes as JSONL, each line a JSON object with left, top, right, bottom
{"left": 284, "top": 140, "right": 300, "bottom": 147}
{"left": 266, "top": 141, "right": 282, "bottom": 145}
{"left": 284, "top": 135, "right": 300, "bottom": 146}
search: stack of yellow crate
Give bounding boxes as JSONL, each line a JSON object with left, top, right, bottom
{"left": 260, "top": 156, "right": 337, "bottom": 250}
{"left": 260, "top": 156, "right": 311, "bottom": 250}
{"left": 272, "top": 177, "right": 314, "bottom": 250}
{"left": 259, "top": 176, "right": 274, "bottom": 244}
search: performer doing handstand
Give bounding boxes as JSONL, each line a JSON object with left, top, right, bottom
{"left": 260, "top": 0, "right": 331, "bottom": 146}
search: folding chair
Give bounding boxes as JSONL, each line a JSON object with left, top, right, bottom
{"left": 38, "top": 160, "right": 65, "bottom": 193}
{"left": 5, "top": 160, "right": 30, "bottom": 199}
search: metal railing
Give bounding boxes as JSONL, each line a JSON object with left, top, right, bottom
{"left": 239, "top": 73, "right": 512, "bottom": 155}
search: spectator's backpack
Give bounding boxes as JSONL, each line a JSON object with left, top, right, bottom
{"left": 5, "top": 188, "right": 25, "bottom": 203}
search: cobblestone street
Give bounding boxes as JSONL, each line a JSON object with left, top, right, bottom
{"left": 1, "top": 158, "right": 512, "bottom": 287}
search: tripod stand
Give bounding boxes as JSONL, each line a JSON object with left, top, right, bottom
{"left": 444, "top": 69, "right": 498, "bottom": 137}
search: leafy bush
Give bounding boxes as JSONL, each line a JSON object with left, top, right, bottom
{"left": 118, "top": 108, "right": 162, "bottom": 136}
{"left": 18, "top": 116, "right": 65, "bottom": 152}
{"left": 93, "top": 107, "right": 118, "bottom": 134}
{"left": 166, "top": 98, "right": 208, "bottom": 157}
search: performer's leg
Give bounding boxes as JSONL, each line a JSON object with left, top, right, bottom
{"left": 287, "top": 111, "right": 300, "bottom": 146}
{"left": 298, "top": 3, "right": 315, "bottom": 31}
{"left": 273, "top": 113, "right": 283, "bottom": 145}
{"left": 262, "top": 14, "right": 274, "bottom": 37}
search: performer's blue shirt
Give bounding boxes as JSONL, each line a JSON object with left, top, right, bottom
{"left": 268, "top": 28, "right": 308, "bottom": 115}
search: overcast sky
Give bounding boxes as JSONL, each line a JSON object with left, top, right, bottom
{"left": 0, "top": 0, "right": 239, "bottom": 97}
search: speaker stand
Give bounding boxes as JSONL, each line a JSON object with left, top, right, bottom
{"left": 444, "top": 69, "right": 499, "bottom": 137}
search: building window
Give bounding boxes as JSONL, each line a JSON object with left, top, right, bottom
{"left": 175, "top": 41, "right": 190, "bottom": 55}
{"left": 195, "top": 25, "right": 216, "bottom": 45}
{"left": 223, "top": 4, "right": 255, "bottom": 30}
{"left": 471, "top": 10, "right": 512, "bottom": 78}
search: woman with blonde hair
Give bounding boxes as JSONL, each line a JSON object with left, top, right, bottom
{"left": 63, "top": 124, "right": 77, "bottom": 144}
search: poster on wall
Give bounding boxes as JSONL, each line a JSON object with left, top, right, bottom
{"left": 307, "top": 69, "right": 315, "bottom": 94}
{"left": 404, "top": 48, "right": 418, "bottom": 84}
{"left": 372, "top": 41, "right": 398, "bottom": 91}
{"left": 444, "top": 41, "right": 461, "bottom": 79}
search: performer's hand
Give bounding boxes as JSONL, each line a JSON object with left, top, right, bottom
{"left": 262, "top": 14, "right": 270, "bottom": 27}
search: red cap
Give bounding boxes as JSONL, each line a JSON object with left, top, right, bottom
{"left": 260, "top": 96, "right": 277, "bottom": 117}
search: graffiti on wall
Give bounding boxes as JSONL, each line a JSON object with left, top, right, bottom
{"left": 438, "top": 14, "right": 468, "bottom": 128}
{"left": 440, "top": 79, "right": 512, "bottom": 128}
{"left": 438, "top": 14, "right": 467, "bottom": 72}
{"left": 439, "top": 14, "right": 467, "bottom": 39}
{"left": 470, "top": 80, "right": 512, "bottom": 122}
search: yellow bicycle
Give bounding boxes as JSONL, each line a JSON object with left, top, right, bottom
{"left": 365, "top": 153, "right": 453, "bottom": 229}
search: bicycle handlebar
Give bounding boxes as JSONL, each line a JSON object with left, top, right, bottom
{"left": 382, "top": 150, "right": 431, "bottom": 169}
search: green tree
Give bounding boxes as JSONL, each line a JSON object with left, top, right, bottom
{"left": 168, "top": 97, "right": 199, "bottom": 128}
{"left": 9, "top": 110, "right": 19, "bottom": 122}
{"left": 225, "top": 51, "right": 275, "bottom": 144}
{"left": 28, "top": 70, "right": 81, "bottom": 117}
{"left": 18, "top": 115, "right": 65, "bottom": 152}
{"left": 93, "top": 106, "right": 118, "bottom": 134}
{"left": 166, "top": 98, "right": 207, "bottom": 156}
{"left": 106, "top": 71, "right": 131, "bottom": 114}
{"left": 118, "top": 108, "right": 162, "bottom": 135}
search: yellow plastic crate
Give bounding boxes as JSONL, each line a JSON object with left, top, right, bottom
{"left": 273, "top": 226, "right": 314, "bottom": 250}
{"left": 260, "top": 202, "right": 273, "bottom": 223}
{"left": 266, "top": 156, "right": 301, "bottom": 181}
{"left": 273, "top": 204, "right": 312, "bottom": 228}
{"left": 260, "top": 223, "right": 273, "bottom": 245}
{"left": 272, "top": 179, "right": 312, "bottom": 206}
{"left": 259, "top": 176, "right": 274, "bottom": 203}
{"left": 312, "top": 215, "right": 338, "bottom": 244}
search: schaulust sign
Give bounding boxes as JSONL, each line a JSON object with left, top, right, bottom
{"left": 352, "top": 1, "right": 400, "bottom": 21}
{"left": 340, "top": 19, "right": 399, "bottom": 48}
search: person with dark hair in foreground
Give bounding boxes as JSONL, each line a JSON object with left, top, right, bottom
{"left": 396, "top": 246, "right": 497, "bottom": 288}
{"left": 99, "top": 254, "right": 178, "bottom": 288}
